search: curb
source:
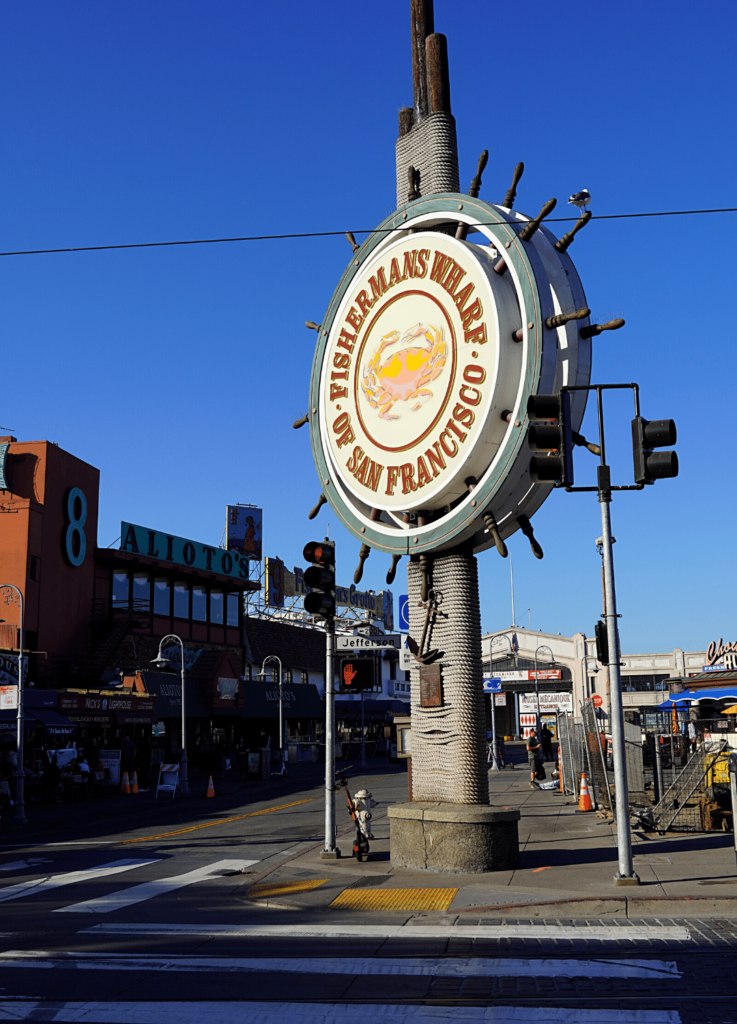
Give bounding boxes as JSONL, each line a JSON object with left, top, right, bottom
{"left": 452, "top": 895, "right": 737, "bottom": 918}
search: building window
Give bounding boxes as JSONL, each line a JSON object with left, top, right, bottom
{"left": 29, "top": 556, "right": 39, "bottom": 581}
{"left": 301, "top": 671, "right": 308, "bottom": 686}
{"left": 589, "top": 675, "right": 596, "bottom": 694}
{"left": 132, "top": 574, "right": 150, "bottom": 611}
{"left": 210, "top": 591, "right": 224, "bottom": 624}
{"left": 153, "top": 579, "right": 170, "bottom": 616}
{"left": 284, "top": 669, "right": 292, "bottom": 685}
{"left": 404, "top": 671, "right": 410, "bottom": 682}
{"left": 173, "top": 583, "right": 189, "bottom": 619}
{"left": 622, "top": 674, "right": 670, "bottom": 693}
{"left": 226, "top": 592, "right": 239, "bottom": 627}
{"left": 113, "top": 573, "right": 130, "bottom": 609}
{"left": 192, "top": 586, "right": 207, "bottom": 622}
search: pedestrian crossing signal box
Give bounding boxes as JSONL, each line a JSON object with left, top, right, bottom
{"left": 339, "top": 658, "right": 375, "bottom": 693}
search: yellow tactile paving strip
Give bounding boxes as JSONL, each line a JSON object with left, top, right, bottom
{"left": 248, "top": 879, "right": 329, "bottom": 899}
{"left": 329, "top": 887, "right": 458, "bottom": 912}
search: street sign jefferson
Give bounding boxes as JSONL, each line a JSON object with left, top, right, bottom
{"left": 336, "top": 634, "right": 402, "bottom": 651}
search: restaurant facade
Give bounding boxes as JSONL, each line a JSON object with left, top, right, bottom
{"left": 0, "top": 434, "right": 333, "bottom": 770}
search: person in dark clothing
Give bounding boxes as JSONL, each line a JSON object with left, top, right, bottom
{"left": 120, "top": 735, "right": 137, "bottom": 778}
{"left": 540, "top": 725, "right": 554, "bottom": 762}
{"left": 527, "top": 733, "right": 542, "bottom": 789}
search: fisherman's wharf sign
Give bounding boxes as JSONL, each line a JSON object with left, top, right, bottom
{"left": 321, "top": 234, "right": 515, "bottom": 512}
{"left": 308, "top": 195, "right": 593, "bottom": 555}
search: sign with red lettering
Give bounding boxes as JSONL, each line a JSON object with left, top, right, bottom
{"left": 592, "top": 694, "right": 603, "bottom": 708}
{"left": 308, "top": 195, "right": 591, "bottom": 557}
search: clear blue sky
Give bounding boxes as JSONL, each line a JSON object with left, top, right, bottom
{"left": 2, "top": 0, "right": 734, "bottom": 654}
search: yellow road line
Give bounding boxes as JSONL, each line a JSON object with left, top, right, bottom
{"left": 119, "top": 798, "right": 314, "bottom": 844}
{"left": 330, "top": 887, "right": 458, "bottom": 912}
{"left": 248, "top": 879, "right": 328, "bottom": 899}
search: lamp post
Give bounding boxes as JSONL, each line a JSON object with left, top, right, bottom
{"left": 533, "top": 644, "right": 554, "bottom": 738}
{"left": 151, "top": 634, "right": 190, "bottom": 796}
{"left": 581, "top": 653, "right": 599, "bottom": 702}
{"left": 489, "top": 634, "right": 515, "bottom": 771}
{"left": 258, "top": 656, "right": 286, "bottom": 776}
{"left": 1, "top": 584, "right": 26, "bottom": 826}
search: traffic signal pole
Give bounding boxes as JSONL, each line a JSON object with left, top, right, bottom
{"left": 322, "top": 620, "right": 339, "bottom": 857}
{"left": 597, "top": 466, "right": 638, "bottom": 884}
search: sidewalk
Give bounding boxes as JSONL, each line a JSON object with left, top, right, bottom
{"left": 244, "top": 765, "right": 737, "bottom": 918}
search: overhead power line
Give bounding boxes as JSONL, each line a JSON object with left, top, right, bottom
{"left": 1, "top": 206, "right": 735, "bottom": 258}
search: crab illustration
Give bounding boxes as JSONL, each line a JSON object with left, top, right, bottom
{"left": 360, "top": 323, "right": 447, "bottom": 420}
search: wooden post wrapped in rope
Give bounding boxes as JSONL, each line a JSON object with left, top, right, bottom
{"left": 407, "top": 551, "right": 489, "bottom": 805}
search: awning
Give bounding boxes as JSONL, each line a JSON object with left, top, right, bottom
{"left": 31, "top": 708, "right": 78, "bottom": 737}
{"left": 140, "top": 671, "right": 210, "bottom": 719}
{"left": 64, "top": 712, "right": 113, "bottom": 725}
{"left": 115, "top": 712, "right": 158, "bottom": 726}
{"left": 335, "top": 698, "right": 409, "bottom": 719}
{"left": 0, "top": 710, "right": 36, "bottom": 732}
{"left": 241, "top": 681, "right": 325, "bottom": 720}
{"left": 657, "top": 687, "right": 737, "bottom": 708}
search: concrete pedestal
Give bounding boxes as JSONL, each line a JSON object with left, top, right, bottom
{"left": 388, "top": 802, "right": 520, "bottom": 873}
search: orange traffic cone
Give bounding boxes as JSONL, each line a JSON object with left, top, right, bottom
{"left": 577, "top": 772, "right": 594, "bottom": 812}
{"left": 131, "top": 771, "right": 139, "bottom": 795}
{"left": 120, "top": 771, "right": 130, "bottom": 795}
{"left": 206, "top": 775, "right": 215, "bottom": 798}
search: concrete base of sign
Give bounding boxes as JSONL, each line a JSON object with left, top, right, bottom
{"left": 388, "top": 802, "right": 520, "bottom": 873}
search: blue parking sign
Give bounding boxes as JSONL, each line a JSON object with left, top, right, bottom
{"left": 483, "top": 677, "right": 502, "bottom": 693}
{"left": 398, "top": 594, "right": 410, "bottom": 632}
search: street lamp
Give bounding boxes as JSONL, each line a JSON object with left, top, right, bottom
{"left": 257, "top": 655, "right": 286, "bottom": 776}
{"left": 582, "top": 653, "right": 599, "bottom": 701}
{"left": 1, "top": 584, "right": 26, "bottom": 826}
{"left": 489, "top": 634, "right": 515, "bottom": 771}
{"left": 533, "top": 644, "right": 554, "bottom": 737}
{"left": 151, "top": 634, "right": 190, "bottom": 796}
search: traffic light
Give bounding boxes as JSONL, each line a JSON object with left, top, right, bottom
{"left": 339, "top": 658, "right": 375, "bottom": 693}
{"left": 595, "top": 620, "right": 609, "bottom": 665}
{"left": 527, "top": 392, "right": 574, "bottom": 485}
{"left": 302, "top": 540, "right": 335, "bottom": 620}
{"left": 631, "top": 417, "right": 678, "bottom": 485}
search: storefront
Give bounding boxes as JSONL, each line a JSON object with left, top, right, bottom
{"left": 240, "top": 678, "right": 325, "bottom": 762}
{"left": 57, "top": 690, "right": 156, "bottom": 761}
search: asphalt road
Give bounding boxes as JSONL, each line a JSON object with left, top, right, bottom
{"left": 1, "top": 766, "right": 736, "bottom": 1023}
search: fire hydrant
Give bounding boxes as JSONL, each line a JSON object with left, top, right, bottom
{"left": 352, "top": 788, "right": 377, "bottom": 839}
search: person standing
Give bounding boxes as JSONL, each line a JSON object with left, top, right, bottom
{"left": 120, "top": 734, "right": 137, "bottom": 780}
{"left": 687, "top": 720, "right": 698, "bottom": 757}
{"left": 540, "top": 724, "right": 554, "bottom": 762}
{"left": 527, "top": 733, "right": 542, "bottom": 789}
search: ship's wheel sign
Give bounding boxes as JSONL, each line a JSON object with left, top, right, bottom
{"left": 309, "top": 196, "right": 592, "bottom": 555}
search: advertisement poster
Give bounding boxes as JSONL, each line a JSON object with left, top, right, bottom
{"left": 226, "top": 506, "right": 262, "bottom": 561}
{"left": 519, "top": 692, "right": 573, "bottom": 714}
{"left": 265, "top": 556, "right": 286, "bottom": 607}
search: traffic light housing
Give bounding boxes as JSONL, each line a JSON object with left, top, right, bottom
{"left": 631, "top": 417, "right": 678, "bottom": 485}
{"left": 339, "top": 657, "right": 375, "bottom": 693}
{"left": 302, "top": 539, "right": 335, "bottom": 620}
{"left": 595, "top": 620, "right": 609, "bottom": 665}
{"left": 527, "top": 392, "right": 574, "bottom": 486}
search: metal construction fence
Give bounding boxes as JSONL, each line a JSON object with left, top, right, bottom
{"left": 556, "top": 710, "right": 735, "bottom": 832}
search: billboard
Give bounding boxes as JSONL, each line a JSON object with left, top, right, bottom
{"left": 265, "top": 556, "right": 286, "bottom": 607}
{"left": 264, "top": 556, "right": 394, "bottom": 628}
{"left": 226, "top": 506, "right": 262, "bottom": 561}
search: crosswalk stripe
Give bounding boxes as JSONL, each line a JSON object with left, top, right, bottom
{"left": 0, "top": 860, "right": 159, "bottom": 904}
{"left": 54, "top": 860, "right": 257, "bottom": 914}
{"left": 0, "top": 1000, "right": 683, "bottom": 1022}
{"left": 0, "top": 952, "right": 682, "bottom": 979}
{"left": 80, "top": 922, "right": 692, "bottom": 942}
